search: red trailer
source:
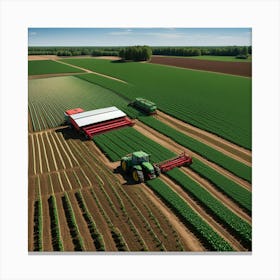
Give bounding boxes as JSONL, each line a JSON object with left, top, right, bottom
{"left": 155, "top": 152, "right": 192, "bottom": 173}
{"left": 65, "top": 106, "right": 134, "bottom": 139}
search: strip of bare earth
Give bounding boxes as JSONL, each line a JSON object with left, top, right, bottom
{"left": 155, "top": 110, "right": 251, "bottom": 166}
{"left": 150, "top": 55, "right": 252, "bottom": 77}
{"left": 134, "top": 120, "right": 251, "bottom": 191}
{"left": 54, "top": 59, "right": 128, "bottom": 84}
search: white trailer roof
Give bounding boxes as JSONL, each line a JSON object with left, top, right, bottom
{"left": 70, "top": 106, "right": 126, "bottom": 127}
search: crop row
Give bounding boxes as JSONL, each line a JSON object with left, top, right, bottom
{"left": 118, "top": 185, "right": 165, "bottom": 251}
{"left": 28, "top": 76, "right": 139, "bottom": 131}
{"left": 33, "top": 199, "right": 43, "bottom": 251}
{"left": 167, "top": 168, "right": 251, "bottom": 249}
{"left": 147, "top": 178, "right": 233, "bottom": 251}
{"left": 93, "top": 127, "right": 175, "bottom": 162}
{"left": 48, "top": 196, "right": 64, "bottom": 251}
{"left": 190, "top": 158, "right": 251, "bottom": 213}
{"left": 139, "top": 191, "right": 185, "bottom": 251}
{"left": 139, "top": 116, "right": 251, "bottom": 182}
{"left": 88, "top": 188, "right": 132, "bottom": 251}
{"left": 75, "top": 191, "right": 105, "bottom": 251}
{"left": 61, "top": 193, "right": 85, "bottom": 251}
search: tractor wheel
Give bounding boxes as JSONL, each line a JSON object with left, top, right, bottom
{"left": 121, "top": 160, "right": 127, "bottom": 172}
{"left": 154, "top": 165, "right": 161, "bottom": 177}
{"left": 132, "top": 169, "right": 144, "bottom": 183}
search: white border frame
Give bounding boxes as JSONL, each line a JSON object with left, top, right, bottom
{"left": 1, "top": 0, "right": 280, "bottom": 279}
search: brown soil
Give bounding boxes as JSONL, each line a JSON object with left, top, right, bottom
{"left": 134, "top": 120, "right": 251, "bottom": 191}
{"left": 81, "top": 188, "right": 118, "bottom": 251}
{"left": 30, "top": 129, "right": 201, "bottom": 251}
{"left": 67, "top": 191, "right": 96, "bottom": 251}
{"left": 28, "top": 113, "right": 33, "bottom": 133}
{"left": 55, "top": 193, "right": 75, "bottom": 251}
{"left": 28, "top": 55, "right": 59, "bottom": 61}
{"left": 139, "top": 183, "right": 205, "bottom": 251}
{"left": 150, "top": 55, "right": 252, "bottom": 77}
{"left": 160, "top": 175, "right": 247, "bottom": 251}
{"left": 155, "top": 111, "right": 252, "bottom": 166}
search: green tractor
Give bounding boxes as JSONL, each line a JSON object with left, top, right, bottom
{"left": 120, "top": 151, "right": 161, "bottom": 183}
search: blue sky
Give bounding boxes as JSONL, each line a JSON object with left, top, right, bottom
{"left": 28, "top": 28, "right": 251, "bottom": 46}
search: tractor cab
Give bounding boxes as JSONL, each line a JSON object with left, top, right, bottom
{"left": 131, "top": 151, "right": 150, "bottom": 165}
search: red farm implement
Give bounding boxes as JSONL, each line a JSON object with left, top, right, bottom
{"left": 156, "top": 152, "right": 192, "bottom": 173}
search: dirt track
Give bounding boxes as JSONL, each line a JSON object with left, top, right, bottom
{"left": 156, "top": 110, "right": 252, "bottom": 166}
{"left": 134, "top": 120, "right": 251, "bottom": 191}
{"left": 54, "top": 59, "right": 128, "bottom": 84}
{"left": 150, "top": 55, "right": 252, "bottom": 77}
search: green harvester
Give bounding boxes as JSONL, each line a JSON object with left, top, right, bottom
{"left": 120, "top": 151, "right": 161, "bottom": 183}
{"left": 130, "top": 97, "right": 157, "bottom": 114}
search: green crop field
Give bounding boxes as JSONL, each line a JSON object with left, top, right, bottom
{"left": 93, "top": 127, "right": 175, "bottom": 162}
{"left": 147, "top": 178, "right": 233, "bottom": 251}
{"left": 139, "top": 116, "right": 251, "bottom": 182}
{"left": 64, "top": 58, "right": 251, "bottom": 149}
{"left": 167, "top": 168, "right": 251, "bottom": 249}
{"left": 28, "top": 76, "right": 138, "bottom": 131}
{"left": 28, "top": 60, "right": 82, "bottom": 75}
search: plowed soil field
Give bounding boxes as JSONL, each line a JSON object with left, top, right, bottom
{"left": 150, "top": 56, "right": 252, "bottom": 77}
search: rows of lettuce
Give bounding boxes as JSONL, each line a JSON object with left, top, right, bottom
{"left": 94, "top": 127, "right": 251, "bottom": 250}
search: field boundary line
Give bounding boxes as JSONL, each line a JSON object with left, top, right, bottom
{"left": 41, "top": 134, "right": 50, "bottom": 172}
{"left": 63, "top": 171, "right": 73, "bottom": 190}
{"left": 49, "top": 133, "right": 66, "bottom": 169}
{"left": 57, "top": 134, "right": 79, "bottom": 166}
{"left": 31, "top": 135, "right": 36, "bottom": 175}
{"left": 53, "top": 132, "right": 73, "bottom": 168}
{"left": 45, "top": 133, "right": 59, "bottom": 171}
{"left": 55, "top": 59, "right": 128, "bottom": 84}
{"left": 36, "top": 134, "right": 43, "bottom": 174}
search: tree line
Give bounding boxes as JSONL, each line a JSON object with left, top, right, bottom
{"left": 28, "top": 47, "right": 120, "bottom": 57}
{"left": 152, "top": 46, "right": 251, "bottom": 58}
{"left": 28, "top": 45, "right": 251, "bottom": 60}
